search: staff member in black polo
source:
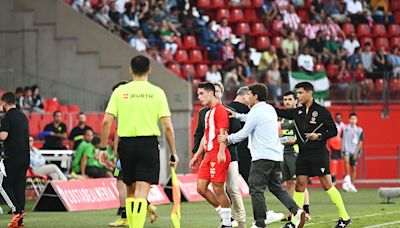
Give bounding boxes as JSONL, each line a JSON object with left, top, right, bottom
{"left": 99, "top": 55, "right": 179, "bottom": 228}
{"left": 0, "top": 92, "right": 30, "bottom": 227}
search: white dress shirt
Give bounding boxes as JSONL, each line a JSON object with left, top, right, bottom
{"left": 227, "top": 102, "right": 283, "bottom": 162}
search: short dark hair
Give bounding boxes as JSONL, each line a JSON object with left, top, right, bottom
{"left": 283, "top": 90, "right": 297, "bottom": 99}
{"left": 84, "top": 128, "right": 93, "bottom": 135}
{"left": 112, "top": 80, "right": 129, "bottom": 91}
{"left": 1, "top": 92, "right": 16, "bottom": 105}
{"left": 198, "top": 82, "right": 215, "bottom": 94}
{"left": 295, "top": 82, "right": 314, "bottom": 92}
{"left": 248, "top": 83, "right": 268, "bottom": 101}
{"left": 92, "top": 136, "right": 101, "bottom": 145}
{"left": 130, "top": 55, "right": 150, "bottom": 76}
{"left": 78, "top": 112, "right": 85, "bottom": 116}
{"left": 24, "top": 86, "right": 32, "bottom": 92}
{"left": 349, "top": 112, "right": 357, "bottom": 118}
{"left": 53, "top": 110, "right": 62, "bottom": 117}
{"left": 15, "top": 87, "right": 23, "bottom": 94}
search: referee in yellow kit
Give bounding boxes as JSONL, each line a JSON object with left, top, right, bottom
{"left": 99, "top": 55, "right": 179, "bottom": 228}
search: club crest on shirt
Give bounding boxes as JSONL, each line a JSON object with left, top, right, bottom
{"left": 298, "top": 110, "right": 303, "bottom": 115}
{"left": 312, "top": 111, "right": 318, "bottom": 117}
{"left": 210, "top": 162, "right": 216, "bottom": 168}
{"left": 320, "top": 168, "right": 325, "bottom": 173}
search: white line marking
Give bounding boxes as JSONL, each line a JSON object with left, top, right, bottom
{"left": 363, "top": 220, "right": 400, "bottom": 228}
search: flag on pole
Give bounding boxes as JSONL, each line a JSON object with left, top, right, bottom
{"left": 289, "top": 71, "right": 330, "bottom": 99}
{"left": 170, "top": 165, "right": 181, "bottom": 228}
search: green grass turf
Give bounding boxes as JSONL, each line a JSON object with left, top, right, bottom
{"left": 1, "top": 188, "right": 400, "bottom": 228}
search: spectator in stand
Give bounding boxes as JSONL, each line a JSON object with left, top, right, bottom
{"left": 271, "top": 14, "right": 286, "bottom": 37}
{"left": 323, "top": 0, "right": 347, "bottom": 23}
{"left": 72, "top": 0, "right": 93, "bottom": 16}
{"left": 179, "top": 14, "right": 197, "bottom": 35}
{"left": 114, "top": 0, "right": 129, "bottom": 14}
{"left": 200, "top": 21, "right": 222, "bottom": 60}
{"left": 373, "top": 46, "right": 393, "bottom": 80}
{"left": 122, "top": 2, "right": 146, "bottom": 34}
{"left": 31, "top": 85, "right": 44, "bottom": 113}
{"left": 310, "top": 0, "right": 325, "bottom": 21}
{"left": 325, "top": 33, "right": 343, "bottom": 62}
{"left": 94, "top": 4, "right": 112, "bottom": 29}
{"left": 235, "top": 50, "right": 254, "bottom": 80}
{"left": 222, "top": 39, "right": 235, "bottom": 62}
{"left": 29, "top": 136, "right": 67, "bottom": 181}
{"left": 297, "top": 46, "right": 315, "bottom": 72}
{"left": 41, "top": 111, "right": 67, "bottom": 150}
{"left": 108, "top": 0, "right": 121, "bottom": 26}
{"left": 224, "top": 66, "right": 240, "bottom": 87}
{"left": 309, "top": 30, "right": 328, "bottom": 62}
{"left": 275, "top": 0, "right": 289, "bottom": 14}
{"left": 388, "top": 46, "right": 400, "bottom": 78}
{"left": 281, "top": 31, "right": 299, "bottom": 61}
{"left": 283, "top": 6, "right": 301, "bottom": 31}
{"left": 69, "top": 112, "right": 93, "bottom": 150}
{"left": 345, "top": 0, "right": 368, "bottom": 24}
{"left": 217, "top": 18, "right": 233, "bottom": 41}
{"left": 262, "top": 0, "right": 278, "bottom": 25}
{"left": 80, "top": 136, "right": 114, "bottom": 178}
{"left": 158, "top": 19, "right": 179, "bottom": 54}
{"left": 21, "top": 86, "right": 33, "bottom": 114}
{"left": 258, "top": 46, "right": 278, "bottom": 76}
{"left": 71, "top": 128, "right": 94, "bottom": 175}
{"left": 360, "top": 43, "right": 374, "bottom": 77}
{"left": 236, "top": 34, "right": 251, "bottom": 53}
{"left": 166, "top": 6, "right": 182, "bottom": 28}
{"left": 206, "top": 64, "right": 222, "bottom": 82}
{"left": 370, "top": 0, "right": 393, "bottom": 24}
{"left": 337, "top": 60, "right": 352, "bottom": 101}
{"left": 153, "top": 4, "right": 167, "bottom": 24}
{"left": 324, "top": 17, "right": 345, "bottom": 41}
{"left": 348, "top": 47, "right": 362, "bottom": 71}
{"left": 343, "top": 32, "right": 360, "bottom": 57}
{"left": 129, "top": 29, "right": 148, "bottom": 52}
{"left": 302, "top": 18, "right": 323, "bottom": 40}
{"left": 299, "top": 36, "right": 309, "bottom": 54}
{"left": 265, "top": 61, "right": 281, "bottom": 105}
{"left": 279, "top": 58, "right": 290, "bottom": 86}
{"left": 353, "top": 63, "right": 372, "bottom": 101}
{"left": 15, "top": 87, "right": 24, "bottom": 110}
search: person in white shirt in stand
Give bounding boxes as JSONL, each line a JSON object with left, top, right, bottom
{"left": 342, "top": 33, "right": 360, "bottom": 57}
{"left": 29, "top": 136, "right": 67, "bottom": 181}
{"left": 297, "top": 47, "right": 315, "bottom": 72}
{"left": 206, "top": 64, "right": 223, "bottom": 82}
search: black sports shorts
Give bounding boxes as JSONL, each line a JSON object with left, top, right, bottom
{"left": 118, "top": 136, "right": 160, "bottom": 185}
{"left": 281, "top": 153, "right": 297, "bottom": 182}
{"left": 296, "top": 154, "right": 331, "bottom": 177}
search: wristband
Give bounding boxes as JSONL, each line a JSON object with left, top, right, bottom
{"left": 99, "top": 146, "right": 107, "bottom": 151}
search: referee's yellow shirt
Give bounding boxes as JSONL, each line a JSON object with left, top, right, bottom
{"left": 105, "top": 81, "right": 171, "bottom": 137}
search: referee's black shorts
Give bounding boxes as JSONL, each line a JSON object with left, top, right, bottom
{"left": 118, "top": 136, "right": 160, "bottom": 185}
{"left": 296, "top": 153, "right": 331, "bottom": 177}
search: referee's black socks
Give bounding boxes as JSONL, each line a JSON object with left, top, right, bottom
{"left": 303, "top": 205, "right": 310, "bottom": 214}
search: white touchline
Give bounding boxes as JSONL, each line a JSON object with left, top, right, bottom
{"left": 304, "top": 210, "right": 400, "bottom": 227}
{"left": 362, "top": 220, "right": 400, "bottom": 228}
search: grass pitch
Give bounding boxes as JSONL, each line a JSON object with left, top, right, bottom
{"left": 1, "top": 188, "right": 400, "bottom": 228}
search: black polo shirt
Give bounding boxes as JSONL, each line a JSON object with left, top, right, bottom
{"left": 42, "top": 122, "right": 67, "bottom": 149}
{"left": 0, "top": 108, "right": 29, "bottom": 157}
{"left": 69, "top": 125, "right": 93, "bottom": 150}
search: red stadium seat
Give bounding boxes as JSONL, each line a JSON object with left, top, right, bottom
{"left": 197, "top": 0, "right": 211, "bottom": 8}
{"left": 174, "top": 50, "right": 188, "bottom": 63}
{"left": 357, "top": 24, "right": 371, "bottom": 37}
{"left": 251, "top": 22, "right": 267, "bottom": 36}
{"left": 168, "top": 64, "right": 182, "bottom": 76}
{"left": 29, "top": 119, "right": 40, "bottom": 138}
{"left": 68, "top": 104, "right": 80, "bottom": 113}
{"left": 388, "top": 24, "right": 400, "bottom": 37}
{"left": 391, "top": 37, "right": 400, "bottom": 48}
{"left": 244, "top": 9, "right": 258, "bottom": 23}
{"left": 252, "top": 0, "right": 264, "bottom": 8}
{"left": 89, "top": 0, "right": 100, "bottom": 9}
{"left": 189, "top": 50, "right": 204, "bottom": 63}
{"left": 327, "top": 64, "right": 340, "bottom": 79}
{"left": 342, "top": 23, "right": 355, "bottom": 36}
{"left": 161, "top": 50, "right": 174, "bottom": 63}
{"left": 297, "top": 9, "right": 309, "bottom": 23}
{"left": 372, "top": 24, "right": 387, "bottom": 37}
{"left": 256, "top": 36, "right": 270, "bottom": 51}
{"left": 216, "top": 8, "right": 230, "bottom": 21}
{"left": 183, "top": 35, "right": 199, "bottom": 50}
{"left": 172, "top": 36, "right": 183, "bottom": 49}
{"left": 58, "top": 105, "right": 69, "bottom": 113}
{"left": 182, "top": 64, "right": 196, "bottom": 79}
{"left": 375, "top": 37, "right": 390, "bottom": 50}
{"left": 390, "top": 79, "right": 400, "bottom": 93}
{"left": 230, "top": 9, "right": 244, "bottom": 22}
{"left": 211, "top": 0, "right": 225, "bottom": 9}
{"left": 271, "top": 36, "right": 283, "bottom": 48}
{"left": 195, "top": 64, "right": 209, "bottom": 80}
{"left": 364, "top": 79, "right": 374, "bottom": 93}
{"left": 241, "top": 0, "right": 252, "bottom": 7}
{"left": 360, "top": 37, "right": 375, "bottom": 50}
{"left": 45, "top": 98, "right": 59, "bottom": 112}
{"left": 391, "top": 0, "right": 400, "bottom": 11}
{"left": 314, "top": 64, "right": 325, "bottom": 72}
{"left": 86, "top": 113, "right": 99, "bottom": 133}
{"left": 236, "top": 22, "right": 251, "bottom": 36}
{"left": 375, "top": 79, "right": 384, "bottom": 93}
{"left": 395, "top": 11, "right": 400, "bottom": 24}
